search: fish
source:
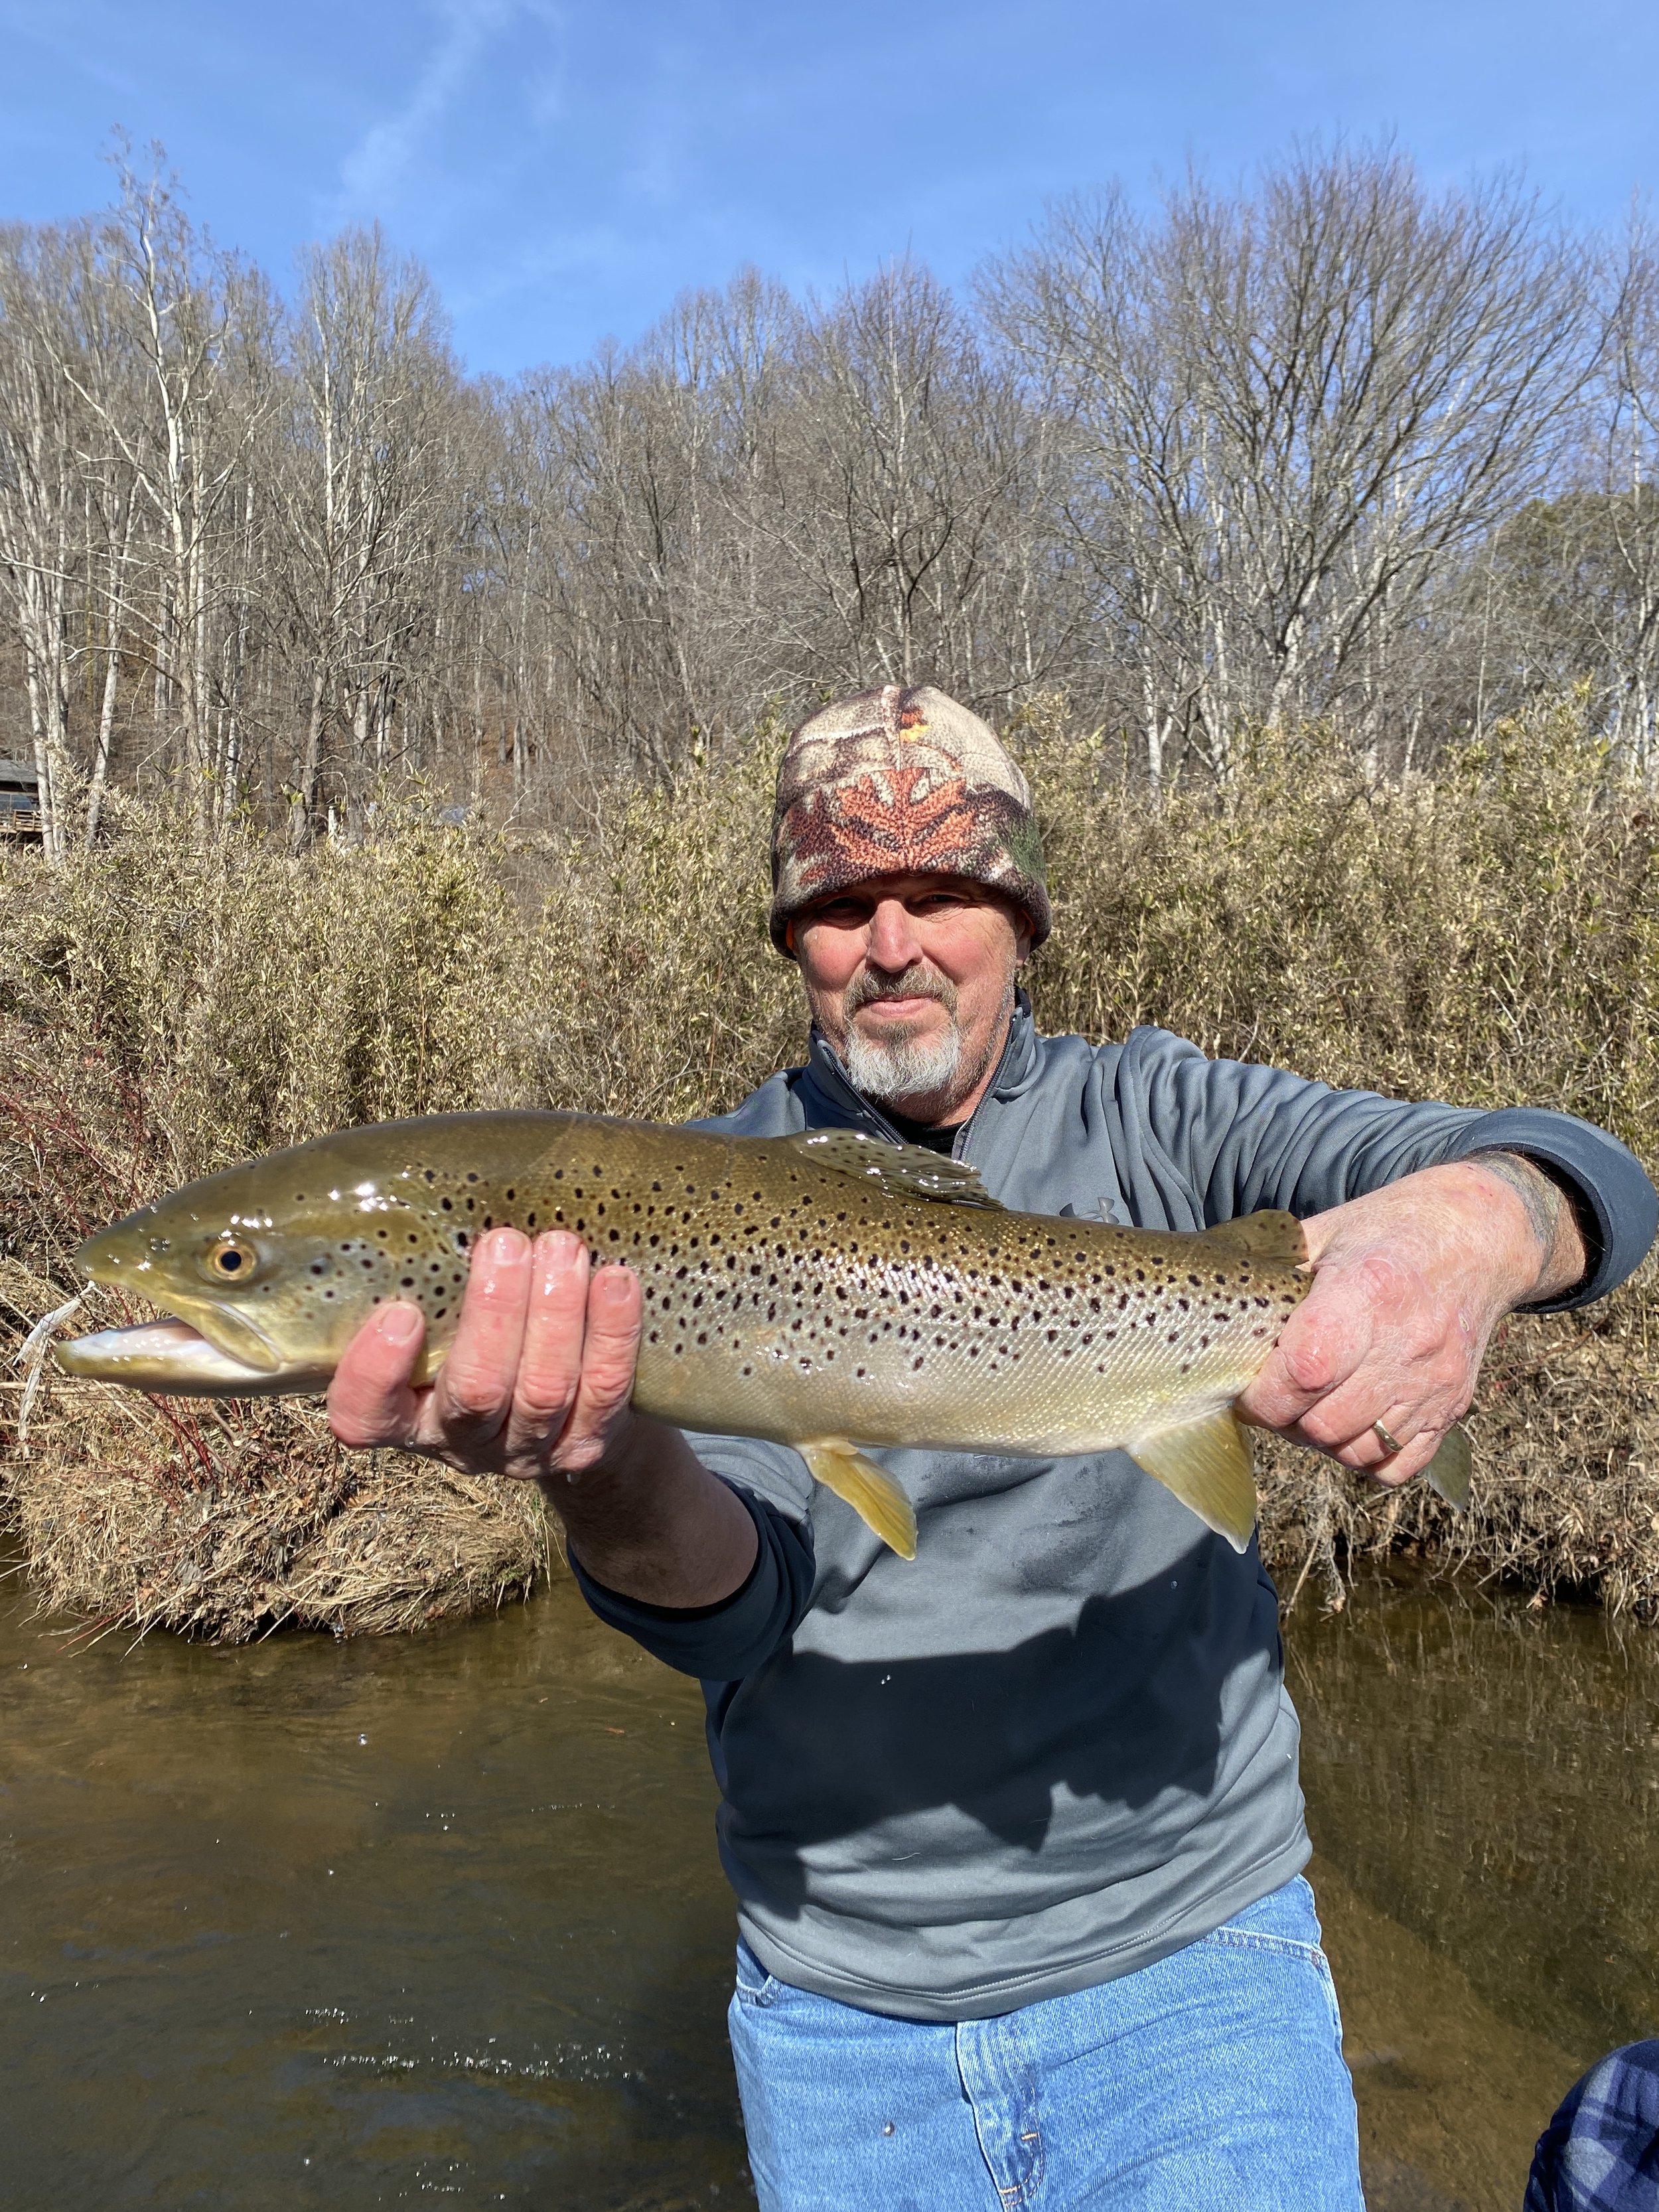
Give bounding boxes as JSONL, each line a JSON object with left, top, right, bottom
{"left": 52, "top": 1110, "right": 1471, "bottom": 1560}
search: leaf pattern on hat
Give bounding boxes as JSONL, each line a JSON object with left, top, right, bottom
{"left": 768, "top": 681, "right": 1052, "bottom": 950}
{"left": 788, "top": 765, "right": 991, "bottom": 889}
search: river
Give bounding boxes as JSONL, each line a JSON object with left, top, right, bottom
{"left": 3, "top": 1562, "right": 1654, "bottom": 2209}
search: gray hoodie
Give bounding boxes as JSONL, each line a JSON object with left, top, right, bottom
{"left": 575, "top": 1010, "right": 1656, "bottom": 2021}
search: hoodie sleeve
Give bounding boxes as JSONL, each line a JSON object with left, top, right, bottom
{"left": 1121, "top": 1026, "right": 1656, "bottom": 1313}
{"left": 569, "top": 1479, "right": 816, "bottom": 1680}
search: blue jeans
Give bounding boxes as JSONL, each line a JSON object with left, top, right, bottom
{"left": 727, "top": 1876, "right": 1362, "bottom": 2211}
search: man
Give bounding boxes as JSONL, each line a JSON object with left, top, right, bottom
{"left": 330, "top": 686, "right": 1656, "bottom": 2209}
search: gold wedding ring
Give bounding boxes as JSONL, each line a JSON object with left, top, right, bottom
{"left": 1372, "top": 1419, "right": 1406, "bottom": 1456}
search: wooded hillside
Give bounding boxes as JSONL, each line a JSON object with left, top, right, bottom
{"left": 3, "top": 143, "right": 1657, "bottom": 855}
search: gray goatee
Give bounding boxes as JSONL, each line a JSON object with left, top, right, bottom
{"left": 840, "top": 964, "right": 964, "bottom": 1106}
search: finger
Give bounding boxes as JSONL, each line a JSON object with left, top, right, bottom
{"left": 501, "top": 1232, "right": 591, "bottom": 1468}
{"left": 328, "top": 1301, "right": 427, "bottom": 1449}
{"left": 425, "top": 1227, "right": 533, "bottom": 1447}
{"left": 1293, "top": 1343, "right": 1469, "bottom": 1453}
{"left": 1290, "top": 1399, "right": 1457, "bottom": 1488}
{"left": 548, "top": 1263, "right": 642, "bottom": 1475}
{"left": 1365, "top": 1412, "right": 1459, "bottom": 1490}
{"left": 1236, "top": 1293, "right": 1370, "bottom": 1432}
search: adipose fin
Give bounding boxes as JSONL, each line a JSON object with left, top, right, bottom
{"left": 1199, "top": 1210, "right": 1309, "bottom": 1269}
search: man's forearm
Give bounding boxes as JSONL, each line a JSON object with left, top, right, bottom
{"left": 539, "top": 1414, "right": 760, "bottom": 1610}
{"left": 1465, "top": 1149, "right": 1590, "bottom": 1305}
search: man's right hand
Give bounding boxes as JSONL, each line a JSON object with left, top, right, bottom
{"left": 329, "top": 1226, "right": 647, "bottom": 1482}
{"left": 327, "top": 1228, "right": 759, "bottom": 1609}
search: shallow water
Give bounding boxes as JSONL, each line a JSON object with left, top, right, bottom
{"left": 2, "top": 1564, "right": 1654, "bottom": 2210}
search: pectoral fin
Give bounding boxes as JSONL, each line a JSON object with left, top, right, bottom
{"left": 798, "top": 1438, "right": 918, "bottom": 1560}
{"left": 1423, "top": 1424, "right": 1472, "bottom": 1512}
{"left": 1127, "top": 1414, "right": 1259, "bottom": 1554}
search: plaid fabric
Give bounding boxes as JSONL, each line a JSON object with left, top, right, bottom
{"left": 1527, "top": 2042, "right": 1659, "bottom": 2211}
{"left": 768, "top": 683, "right": 1050, "bottom": 955}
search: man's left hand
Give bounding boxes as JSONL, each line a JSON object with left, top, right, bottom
{"left": 1234, "top": 1155, "right": 1586, "bottom": 1487}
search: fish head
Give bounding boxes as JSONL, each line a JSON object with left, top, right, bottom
{"left": 60, "top": 1138, "right": 443, "bottom": 1392}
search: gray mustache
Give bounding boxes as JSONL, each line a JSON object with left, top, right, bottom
{"left": 845, "top": 964, "right": 960, "bottom": 1019}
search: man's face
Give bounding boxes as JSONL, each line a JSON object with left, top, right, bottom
{"left": 790, "top": 873, "right": 1031, "bottom": 1126}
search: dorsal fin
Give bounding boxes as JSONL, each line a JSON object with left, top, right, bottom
{"left": 1200, "top": 1209, "right": 1308, "bottom": 1268}
{"left": 769, "top": 1129, "right": 1005, "bottom": 1209}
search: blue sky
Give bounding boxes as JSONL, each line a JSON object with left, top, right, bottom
{"left": 3, "top": 0, "right": 1656, "bottom": 376}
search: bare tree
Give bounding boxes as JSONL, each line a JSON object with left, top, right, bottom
{"left": 0, "top": 223, "right": 86, "bottom": 855}
{"left": 52, "top": 156, "right": 276, "bottom": 826}
{"left": 271, "top": 226, "right": 460, "bottom": 843}
{"left": 985, "top": 147, "right": 1595, "bottom": 780}
{"left": 0, "top": 141, "right": 1643, "bottom": 840}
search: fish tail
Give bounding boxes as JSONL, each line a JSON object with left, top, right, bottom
{"left": 1423, "top": 1424, "right": 1472, "bottom": 1511}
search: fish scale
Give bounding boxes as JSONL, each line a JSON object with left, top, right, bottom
{"left": 52, "top": 1109, "right": 1469, "bottom": 1559}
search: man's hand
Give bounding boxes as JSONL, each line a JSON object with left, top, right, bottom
{"left": 327, "top": 1227, "right": 758, "bottom": 1607}
{"left": 1235, "top": 1155, "right": 1586, "bottom": 1488}
{"left": 330, "top": 1225, "right": 644, "bottom": 1480}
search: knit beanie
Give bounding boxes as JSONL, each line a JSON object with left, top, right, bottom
{"left": 768, "top": 683, "right": 1051, "bottom": 956}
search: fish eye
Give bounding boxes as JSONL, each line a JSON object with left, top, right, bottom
{"left": 201, "top": 1235, "right": 259, "bottom": 1284}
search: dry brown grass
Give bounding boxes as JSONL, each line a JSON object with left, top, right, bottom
{"left": 2, "top": 703, "right": 1658, "bottom": 1631}
{"left": 2, "top": 1264, "right": 549, "bottom": 1642}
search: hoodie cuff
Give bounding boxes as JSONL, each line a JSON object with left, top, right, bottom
{"left": 1439, "top": 1108, "right": 1658, "bottom": 1311}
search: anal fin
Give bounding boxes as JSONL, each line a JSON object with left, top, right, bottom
{"left": 1424, "top": 1424, "right": 1472, "bottom": 1512}
{"left": 1128, "top": 1414, "right": 1259, "bottom": 1554}
{"left": 798, "top": 1438, "right": 918, "bottom": 1560}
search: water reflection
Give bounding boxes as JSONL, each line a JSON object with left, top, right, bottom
{"left": 3, "top": 1562, "right": 1654, "bottom": 2208}
{"left": 1294, "top": 1571, "right": 1659, "bottom": 2211}
{"left": 1, "top": 1566, "right": 746, "bottom": 2209}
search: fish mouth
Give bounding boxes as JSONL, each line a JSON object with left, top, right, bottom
{"left": 53, "top": 1319, "right": 326, "bottom": 1397}
{"left": 72, "top": 1230, "right": 287, "bottom": 1378}
{"left": 163, "top": 1297, "right": 286, "bottom": 1374}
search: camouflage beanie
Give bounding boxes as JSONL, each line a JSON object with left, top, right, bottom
{"left": 768, "top": 683, "right": 1051, "bottom": 956}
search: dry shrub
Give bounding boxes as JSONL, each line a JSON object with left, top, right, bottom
{"left": 3, "top": 1265, "right": 549, "bottom": 1643}
{"left": 3, "top": 704, "right": 1658, "bottom": 1630}
{"left": 1014, "top": 701, "right": 1659, "bottom": 1610}
{"left": 1021, "top": 703, "right": 1658, "bottom": 1141}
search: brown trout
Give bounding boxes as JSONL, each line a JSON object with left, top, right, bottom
{"left": 52, "top": 1110, "right": 1470, "bottom": 1558}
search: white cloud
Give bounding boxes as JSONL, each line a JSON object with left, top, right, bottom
{"left": 332, "top": 0, "right": 557, "bottom": 213}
